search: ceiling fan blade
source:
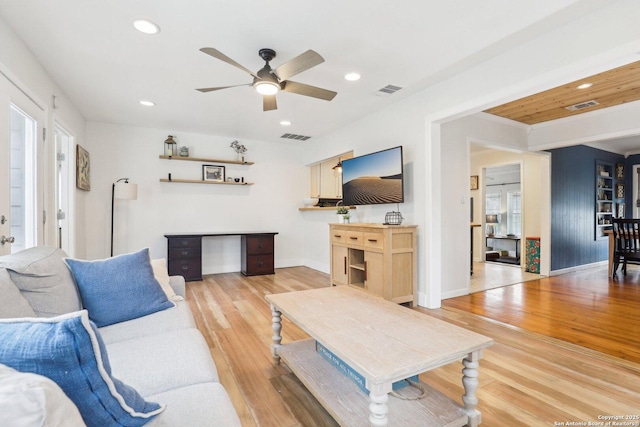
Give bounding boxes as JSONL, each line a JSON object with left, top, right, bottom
{"left": 196, "top": 84, "right": 250, "bottom": 93}
{"left": 200, "top": 47, "right": 258, "bottom": 78}
{"left": 263, "top": 95, "right": 277, "bottom": 111}
{"left": 273, "top": 50, "right": 324, "bottom": 81}
{"left": 282, "top": 80, "right": 337, "bottom": 101}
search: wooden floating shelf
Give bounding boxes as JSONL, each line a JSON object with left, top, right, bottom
{"left": 298, "top": 206, "right": 356, "bottom": 211}
{"left": 159, "top": 178, "right": 254, "bottom": 185}
{"left": 159, "top": 155, "right": 254, "bottom": 165}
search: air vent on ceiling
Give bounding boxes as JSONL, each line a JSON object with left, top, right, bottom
{"left": 281, "top": 133, "right": 311, "bottom": 141}
{"left": 565, "top": 100, "right": 599, "bottom": 111}
{"left": 376, "top": 84, "right": 403, "bottom": 96}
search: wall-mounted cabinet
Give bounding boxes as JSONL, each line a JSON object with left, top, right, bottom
{"left": 309, "top": 152, "right": 353, "bottom": 199}
{"left": 595, "top": 161, "right": 614, "bottom": 239}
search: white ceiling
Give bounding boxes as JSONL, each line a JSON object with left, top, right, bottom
{"left": 0, "top": 0, "right": 593, "bottom": 144}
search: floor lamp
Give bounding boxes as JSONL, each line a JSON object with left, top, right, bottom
{"left": 111, "top": 178, "right": 138, "bottom": 256}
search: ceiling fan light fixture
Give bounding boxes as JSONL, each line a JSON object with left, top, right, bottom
{"left": 133, "top": 19, "right": 160, "bottom": 35}
{"left": 255, "top": 81, "right": 279, "bottom": 95}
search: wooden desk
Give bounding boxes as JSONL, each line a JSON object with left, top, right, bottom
{"left": 164, "top": 232, "right": 278, "bottom": 281}
{"left": 266, "top": 286, "right": 494, "bottom": 426}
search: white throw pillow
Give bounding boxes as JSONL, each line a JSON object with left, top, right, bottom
{"left": 151, "top": 258, "right": 184, "bottom": 301}
{"left": 0, "top": 363, "right": 86, "bottom": 427}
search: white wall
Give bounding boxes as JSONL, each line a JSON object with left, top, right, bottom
{"left": 84, "top": 122, "right": 308, "bottom": 273}
{"left": 0, "top": 16, "right": 87, "bottom": 256}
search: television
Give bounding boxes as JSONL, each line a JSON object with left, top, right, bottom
{"left": 341, "top": 146, "right": 404, "bottom": 206}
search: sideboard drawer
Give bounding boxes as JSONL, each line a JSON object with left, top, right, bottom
{"left": 345, "top": 231, "right": 364, "bottom": 247}
{"left": 364, "top": 232, "right": 384, "bottom": 250}
{"left": 244, "top": 235, "right": 274, "bottom": 255}
{"left": 167, "top": 258, "right": 202, "bottom": 281}
{"left": 243, "top": 254, "right": 274, "bottom": 276}
{"left": 331, "top": 231, "right": 347, "bottom": 244}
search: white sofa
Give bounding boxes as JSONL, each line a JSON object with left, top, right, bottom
{"left": 0, "top": 246, "right": 240, "bottom": 426}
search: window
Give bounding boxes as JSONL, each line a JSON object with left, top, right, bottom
{"left": 486, "top": 192, "right": 501, "bottom": 216}
{"left": 507, "top": 191, "right": 521, "bottom": 236}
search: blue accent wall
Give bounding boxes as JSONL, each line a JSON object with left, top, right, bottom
{"left": 548, "top": 145, "right": 624, "bottom": 271}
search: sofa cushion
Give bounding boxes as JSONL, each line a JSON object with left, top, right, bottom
{"left": 99, "top": 300, "right": 195, "bottom": 345}
{"left": 65, "top": 248, "right": 175, "bottom": 327}
{"left": 151, "top": 258, "right": 183, "bottom": 302}
{"left": 0, "top": 246, "right": 81, "bottom": 317}
{"left": 0, "top": 311, "right": 165, "bottom": 427}
{"left": 0, "top": 268, "right": 36, "bottom": 319}
{"left": 107, "top": 328, "right": 219, "bottom": 397}
{"left": 146, "top": 382, "right": 241, "bottom": 427}
{"left": 0, "top": 363, "right": 85, "bottom": 427}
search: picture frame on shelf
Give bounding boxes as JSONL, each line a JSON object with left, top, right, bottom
{"left": 203, "top": 164, "right": 225, "bottom": 182}
{"left": 470, "top": 175, "right": 479, "bottom": 190}
{"left": 616, "top": 163, "right": 625, "bottom": 180}
{"left": 616, "top": 183, "right": 625, "bottom": 199}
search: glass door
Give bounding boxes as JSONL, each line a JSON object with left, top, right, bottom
{"left": 0, "top": 73, "right": 45, "bottom": 254}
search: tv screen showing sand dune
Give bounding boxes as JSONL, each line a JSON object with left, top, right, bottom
{"left": 342, "top": 147, "right": 404, "bottom": 206}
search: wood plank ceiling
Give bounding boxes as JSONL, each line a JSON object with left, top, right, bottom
{"left": 484, "top": 60, "right": 640, "bottom": 125}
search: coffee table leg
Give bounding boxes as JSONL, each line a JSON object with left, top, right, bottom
{"left": 270, "top": 304, "right": 282, "bottom": 364}
{"left": 368, "top": 384, "right": 390, "bottom": 426}
{"left": 462, "top": 350, "right": 482, "bottom": 427}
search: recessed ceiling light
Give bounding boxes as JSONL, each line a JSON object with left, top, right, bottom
{"left": 133, "top": 19, "right": 160, "bottom": 35}
{"left": 345, "top": 72, "right": 361, "bottom": 81}
{"left": 280, "top": 120, "right": 292, "bottom": 126}
{"left": 139, "top": 100, "right": 155, "bottom": 106}
{"left": 576, "top": 83, "right": 593, "bottom": 90}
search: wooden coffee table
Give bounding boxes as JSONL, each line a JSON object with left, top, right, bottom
{"left": 265, "top": 286, "right": 494, "bottom": 427}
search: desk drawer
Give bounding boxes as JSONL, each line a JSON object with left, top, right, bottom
{"left": 244, "top": 235, "right": 274, "bottom": 255}
{"left": 168, "top": 237, "right": 201, "bottom": 249}
{"left": 168, "top": 258, "right": 202, "bottom": 281}
{"left": 242, "top": 254, "right": 274, "bottom": 276}
{"left": 168, "top": 246, "right": 201, "bottom": 259}
{"left": 345, "top": 231, "right": 364, "bottom": 247}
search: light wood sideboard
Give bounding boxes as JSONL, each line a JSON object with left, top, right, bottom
{"left": 329, "top": 223, "right": 417, "bottom": 306}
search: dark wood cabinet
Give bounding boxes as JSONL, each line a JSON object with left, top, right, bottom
{"left": 165, "top": 232, "right": 277, "bottom": 281}
{"left": 241, "top": 234, "right": 275, "bottom": 275}
{"left": 167, "top": 236, "right": 202, "bottom": 281}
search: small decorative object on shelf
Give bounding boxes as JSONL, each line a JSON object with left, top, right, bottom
{"left": 179, "top": 146, "right": 189, "bottom": 157}
{"left": 384, "top": 211, "right": 404, "bottom": 225}
{"left": 164, "top": 135, "right": 177, "bottom": 157}
{"left": 336, "top": 206, "right": 350, "bottom": 223}
{"left": 230, "top": 140, "right": 247, "bottom": 162}
{"left": 202, "top": 164, "right": 225, "bottom": 182}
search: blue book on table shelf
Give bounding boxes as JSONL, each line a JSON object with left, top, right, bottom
{"left": 315, "top": 341, "right": 419, "bottom": 394}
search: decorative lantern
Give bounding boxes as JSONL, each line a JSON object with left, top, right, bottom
{"left": 164, "top": 135, "right": 177, "bottom": 157}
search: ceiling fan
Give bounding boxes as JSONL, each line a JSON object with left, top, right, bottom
{"left": 196, "top": 48, "right": 337, "bottom": 111}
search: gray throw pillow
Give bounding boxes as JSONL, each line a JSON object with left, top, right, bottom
{"left": 0, "top": 269, "right": 36, "bottom": 318}
{"left": 0, "top": 247, "right": 81, "bottom": 317}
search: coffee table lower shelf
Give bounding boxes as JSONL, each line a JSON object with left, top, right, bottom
{"left": 278, "top": 339, "right": 468, "bottom": 427}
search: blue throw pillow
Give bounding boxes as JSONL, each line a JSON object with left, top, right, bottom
{"left": 65, "top": 248, "right": 175, "bottom": 327}
{"left": 0, "top": 311, "right": 165, "bottom": 427}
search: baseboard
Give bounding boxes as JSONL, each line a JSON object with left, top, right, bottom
{"left": 550, "top": 260, "right": 607, "bottom": 276}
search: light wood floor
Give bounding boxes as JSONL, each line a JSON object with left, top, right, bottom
{"left": 471, "top": 261, "right": 543, "bottom": 293}
{"left": 186, "top": 266, "right": 640, "bottom": 427}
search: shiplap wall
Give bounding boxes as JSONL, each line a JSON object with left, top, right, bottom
{"left": 548, "top": 145, "right": 623, "bottom": 271}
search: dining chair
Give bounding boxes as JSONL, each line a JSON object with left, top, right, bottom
{"left": 612, "top": 218, "right": 640, "bottom": 275}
